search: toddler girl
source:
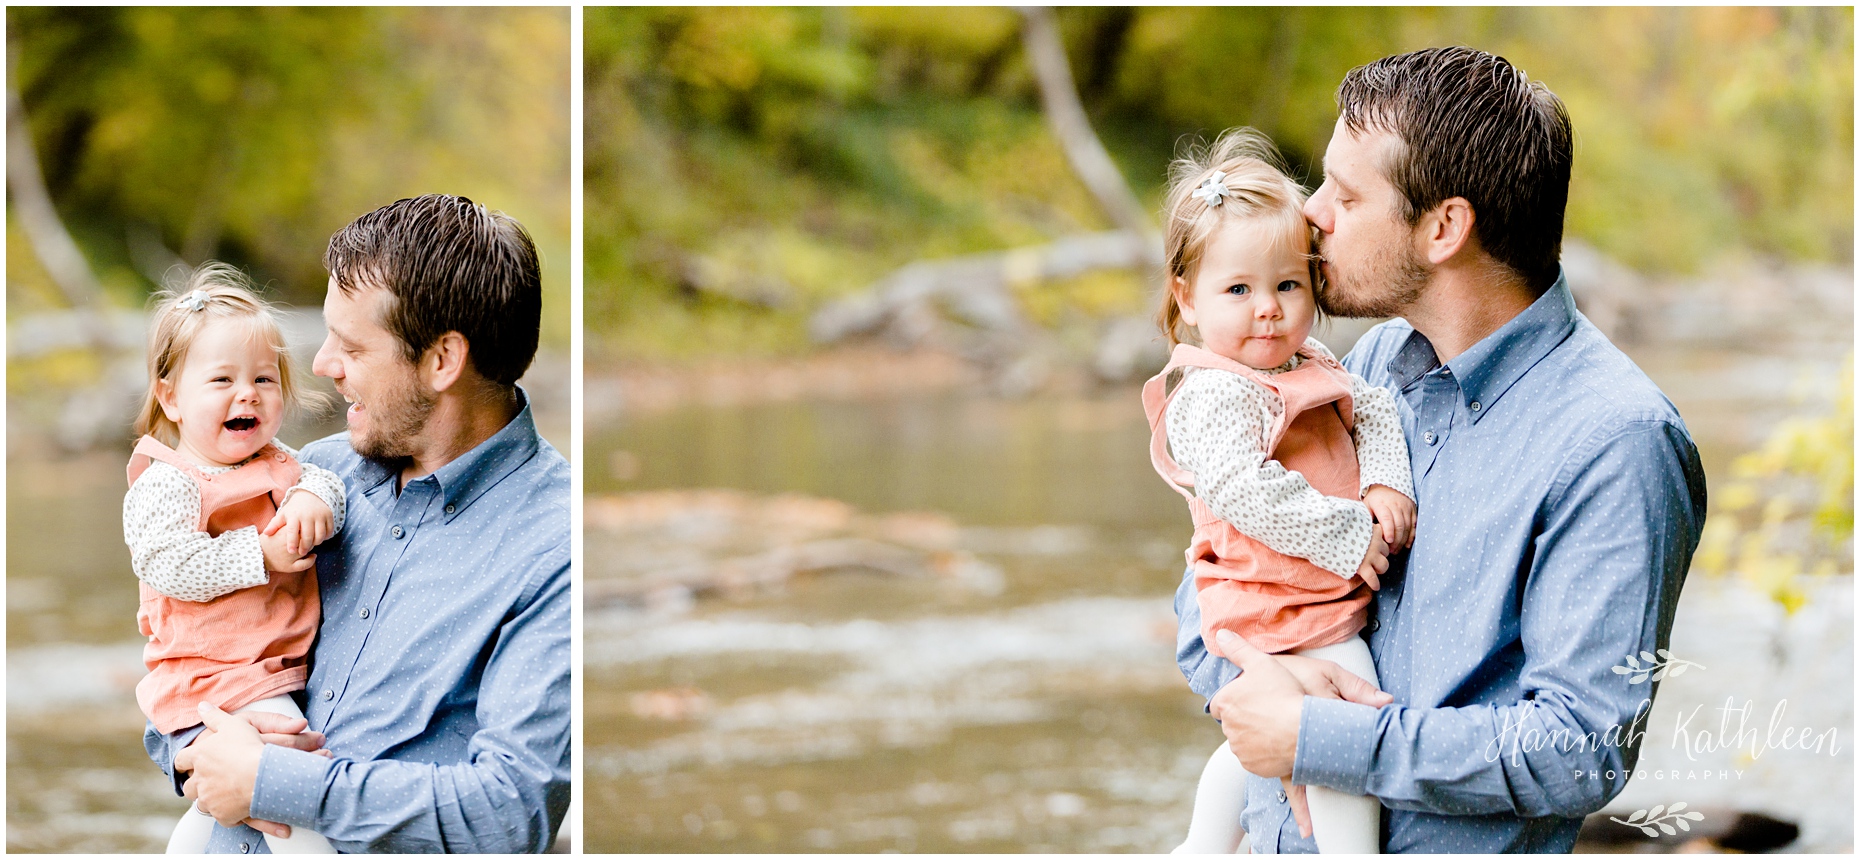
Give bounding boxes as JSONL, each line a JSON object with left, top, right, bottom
{"left": 1142, "top": 130, "right": 1416, "bottom": 854}
{"left": 123, "top": 264, "right": 340, "bottom": 854}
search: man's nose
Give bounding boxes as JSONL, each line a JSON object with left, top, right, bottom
{"left": 312, "top": 336, "right": 339, "bottom": 378}
{"left": 1303, "top": 188, "right": 1331, "bottom": 232}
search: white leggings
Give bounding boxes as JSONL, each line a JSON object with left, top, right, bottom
{"left": 165, "top": 694, "right": 336, "bottom": 854}
{"left": 1174, "top": 637, "right": 1382, "bottom": 854}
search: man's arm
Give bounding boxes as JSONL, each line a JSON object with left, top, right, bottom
{"left": 1290, "top": 420, "right": 1704, "bottom": 817}
{"left": 247, "top": 546, "right": 571, "bottom": 852}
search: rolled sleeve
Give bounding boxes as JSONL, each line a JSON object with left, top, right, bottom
{"left": 1292, "top": 696, "right": 1378, "bottom": 795}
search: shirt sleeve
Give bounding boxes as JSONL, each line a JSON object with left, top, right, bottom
{"left": 247, "top": 543, "right": 572, "bottom": 853}
{"left": 1292, "top": 420, "right": 1705, "bottom": 819}
{"left": 123, "top": 462, "right": 269, "bottom": 602}
{"left": 277, "top": 443, "right": 347, "bottom": 536}
{"left": 1349, "top": 375, "right": 1415, "bottom": 501}
{"left": 1165, "top": 367, "right": 1376, "bottom": 579}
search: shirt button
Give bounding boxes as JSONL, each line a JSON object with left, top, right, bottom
{"left": 1367, "top": 617, "right": 1380, "bottom": 632}
{"left": 391, "top": 525, "right": 404, "bottom": 539}
{"left": 274, "top": 453, "right": 286, "bottom": 462}
{"left": 1423, "top": 431, "right": 1437, "bottom": 445}
{"left": 240, "top": 844, "right": 251, "bottom": 854}
{"left": 1277, "top": 790, "right": 1289, "bottom": 803}
{"left": 359, "top": 607, "right": 370, "bottom": 619}
{"left": 1470, "top": 401, "right": 1481, "bottom": 412}
{"left": 445, "top": 504, "right": 456, "bottom": 515}
{"left": 323, "top": 689, "right": 335, "bottom": 701}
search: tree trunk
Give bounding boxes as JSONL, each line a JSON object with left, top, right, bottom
{"left": 1016, "top": 6, "right": 1154, "bottom": 242}
{"left": 6, "top": 77, "right": 106, "bottom": 316}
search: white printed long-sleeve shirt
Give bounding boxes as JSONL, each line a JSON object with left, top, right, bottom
{"left": 122, "top": 441, "right": 346, "bottom": 603}
{"left": 1164, "top": 339, "right": 1414, "bottom": 579}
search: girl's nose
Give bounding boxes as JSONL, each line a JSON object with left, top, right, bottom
{"left": 1256, "top": 294, "right": 1282, "bottom": 319}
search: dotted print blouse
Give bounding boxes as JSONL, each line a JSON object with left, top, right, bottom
{"left": 123, "top": 441, "right": 347, "bottom": 602}
{"left": 1164, "top": 337, "right": 1415, "bottom": 578}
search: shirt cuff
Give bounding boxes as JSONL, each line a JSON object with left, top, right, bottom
{"left": 1292, "top": 694, "right": 1379, "bottom": 795}
{"left": 148, "top": 722, "right": 208, "bottom": 795}
{"left": 251, "top": 744, "right": 334, "bottom": 829}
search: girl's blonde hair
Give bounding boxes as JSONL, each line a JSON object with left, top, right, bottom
{"left": 135, "top": 263, "right": 322, "bottom": 446}
{"left": 1157, "top": 127, "right": 1321, "bottom": 347}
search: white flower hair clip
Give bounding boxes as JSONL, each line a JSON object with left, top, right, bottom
{"left": 178, "top": 289, "right": 209, "bottom": 312}
{"left": 1193, "top": 170, "right": 1230, "bottom": 207}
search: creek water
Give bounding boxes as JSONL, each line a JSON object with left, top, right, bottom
{"left": 581, "top": 334, "right": 1852, "bottom": 853}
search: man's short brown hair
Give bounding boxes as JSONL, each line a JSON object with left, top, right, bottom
{"left": 324, "top": 194, "right": 541, "bottom": 385}
{"left": 1337, "top": 46, "right": 1573, "bottom": 291}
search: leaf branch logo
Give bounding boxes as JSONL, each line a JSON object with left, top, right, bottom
{"left": 1610, "top": 803, "right": 1704, "bottom": 836}
{"left": 1612, "top": 649, "right": 1704, "bottom": 684}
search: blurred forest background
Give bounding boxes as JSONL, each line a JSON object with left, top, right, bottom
{"left": 6, "top": 7, "right": 569, "bottom": 852}
{"left": 584, "top": 7, "right": 1852, "bottom": 854}
{"left": 587, "top": 6, "right": 1851, "bottom": 360}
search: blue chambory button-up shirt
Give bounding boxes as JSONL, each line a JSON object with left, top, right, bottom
{"left": 1175, "top": 275, "right": 1707, "bottom": 852}
{"left": 145, "top": 390, "right": 571, "bottom": 853}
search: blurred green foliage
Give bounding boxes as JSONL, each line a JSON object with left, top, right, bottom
{"left": 1694, "top": 355, "right": 1854, "bottom": 613}
{"left": 8, "top": 7, "right": 571, "bottom": 347}
{"left": 586, "top": 6, "right": 1853, "bottom": 359}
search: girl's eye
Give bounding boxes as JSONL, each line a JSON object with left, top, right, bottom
{"left": 1278, "top": 280, "right": 1301, "bottom": 292}
{"left": 1226, "top": 283, "right": 1250, "bottom": 296}
{"left": 212, "top": 376, "right": 233, "bottom": 383}
{"left": 256, "top": 376, "right": 277, "bottom": 385}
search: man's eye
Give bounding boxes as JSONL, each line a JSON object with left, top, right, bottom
{"left": 1227, "top": 284, "right": 1250, "bottom": 295}
{"left": 1278, "top": 280, "right": 1300, "bottom": 292}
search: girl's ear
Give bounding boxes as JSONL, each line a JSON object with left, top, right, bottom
{"left": 155, "top": 378, "right": 182, "bottom": 422}
{"left": 1173, "top": 276, "right": 1198, "bottom": 328}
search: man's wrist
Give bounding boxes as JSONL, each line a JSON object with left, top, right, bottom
{"left": 249, "top": 744, "right": 335, "bottom": 830}
{"left": 1292, "top": 695, "right": 1379, "bottom": 795}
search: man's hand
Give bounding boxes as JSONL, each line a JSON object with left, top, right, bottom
{"left": 1276, "top": 655, "right": 1394, "bottom": 709}
{"left": 175, "top": 704, "right": 264, "bottom": 827}
{"left": 1363, "top": 485, "right": 1416, "bottom": 551}
{"left": 1207, "top": 630, "right": 1307, "bottom": 778}
{"left": 174, "top": 705, "right": 332, "bottom": 838}
{"left": 1212, "top": 639, "right": 1393, "bottom": 840}
{"left": 1355, "top": 531, "right": 1390, "bottom": 591}
{"left": 264, "top": 491, "right": 335, "bottom": 557}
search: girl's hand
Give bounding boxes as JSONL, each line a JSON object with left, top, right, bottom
{"left": 1363, "top": 485, "right": 1417, "bottom": 551}
{"left": 258, "top": 529, "right": 316, "bottom": 573}
{"left": 1355, "top": 531, "right": 1388, "bottom": 591}
{"left": 265, "top": 492, "right": 335, "bottom": 556}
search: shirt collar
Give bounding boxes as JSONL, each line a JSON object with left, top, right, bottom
{"left": 1385, "top": 269, "right": 1579, "bottom": 423}
{"left": 358, "top": 387, "right": 542, "bottom": 519}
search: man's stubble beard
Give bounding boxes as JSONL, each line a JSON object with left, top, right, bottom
{"left": 1317, "top": 235, "right": 1432, "bottom": 319}
{"left": 353, "top": 370, "right": 438, "bottom": 462}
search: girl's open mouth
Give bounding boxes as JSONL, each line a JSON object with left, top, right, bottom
{"left": 224, "top": 417, "right": 258, "bottom": 432}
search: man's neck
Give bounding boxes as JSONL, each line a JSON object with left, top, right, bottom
{"left": 400, "top": 385, "right": 522, "bottom": 488}
{"left": 1401, "top": 260, "right": 1541, "bottom": 364}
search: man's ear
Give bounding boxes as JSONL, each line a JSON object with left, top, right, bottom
{"left": 1416, "top": 196, "right": 1476, "bottom": 265}
{"left": 155, "top": 377, "right": 182, "bottom": 422}
{"left": 419, "top": 331, "right": 471, "bottom": 393}
{"left": 1173, "top": 276, "right": 1198, "bottom": 328}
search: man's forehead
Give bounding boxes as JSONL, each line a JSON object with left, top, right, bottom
{"left": 323, "top": 278, "right": 393, "bottom": 332}
{"left": 1325, "top": 121, "right": 1401, "bottom": 180}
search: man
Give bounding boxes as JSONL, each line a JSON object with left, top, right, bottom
{"left": 145, "top": 194, "right": 571, "bottom": 853}
{"left": 1175, "top": 47, "right": 1707, "bottom": 852}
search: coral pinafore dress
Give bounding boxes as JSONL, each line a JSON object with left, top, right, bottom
{"left": 128, "top": 436, "right": 320, "bottom": 733}
{"left": 1141, "top": 343, "right": 1372, "bottom": 657}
